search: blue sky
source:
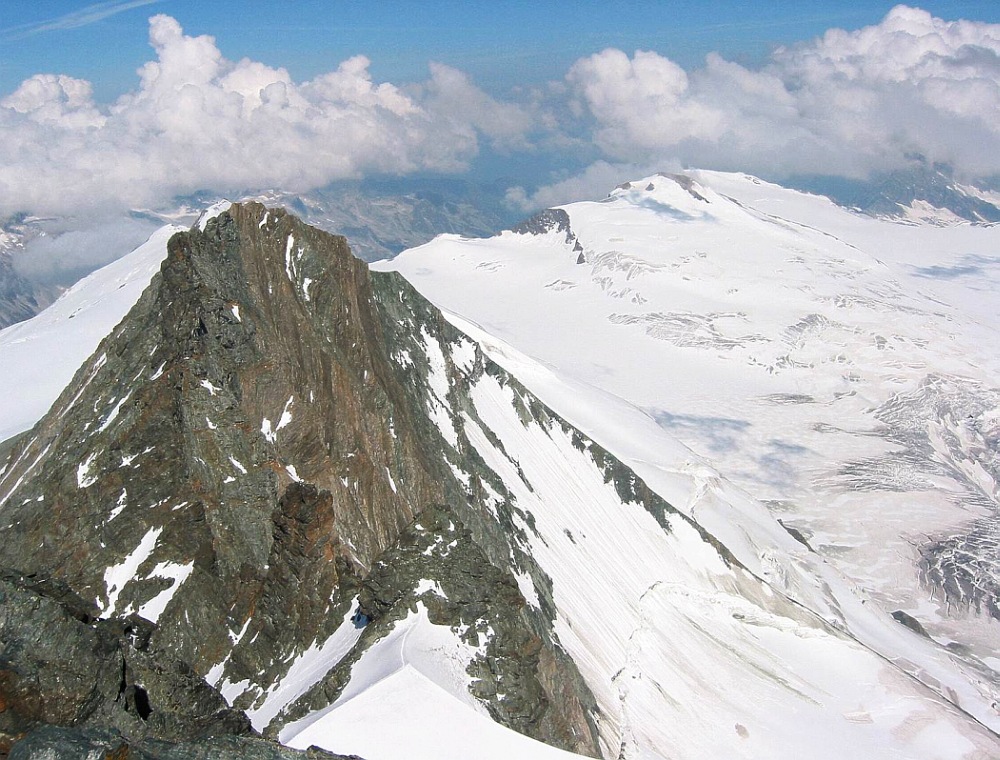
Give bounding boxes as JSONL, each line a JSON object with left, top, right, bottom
{"left": 2, "top": 2, "right": 1000, "bottom": 214}
{"left": 3, "top": 1, "right": 998, "bottom": 100}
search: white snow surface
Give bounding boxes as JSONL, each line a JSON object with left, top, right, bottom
{"left": 279, "top": 602, "right": 563, "bottom": 759}
{"left": 0, "top": 224, "right": 180, "bottom": 442}
{"left": 284, "top": 665, "right": 584, "bottom": 760}
{"left": 246, "top": 600, "right": 364, "bottom": 731}
{"left": 100, "top": 526, "right": 161, "bottom": 618}
{"left": 377, "top": 171, "right": 1000, "bottom": 633}
{"left": 136, "top": 560, "right": 194, "bottom": 623}
{"left": 376, "top": 172, "right": 1000, "bottom": 756}
{"left": 419, "top": 326, "right": 459, "bottom": 447}
{"left": 461, "top": 364, "right": 997, "bottom": 759}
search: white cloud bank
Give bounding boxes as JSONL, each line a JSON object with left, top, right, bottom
{"left": 2, "top": 7, "right": 999, "bottom": 217}
{"left": 504, "top": 160, "right": 672, "bottom": 212}
{"left": 565, "top": 5, "right": 1000, "bottom": 181}
{"left": 0, "top": 15, "right": 531, "bottom": 216}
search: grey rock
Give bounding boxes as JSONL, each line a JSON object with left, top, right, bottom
{"left": 511, "top": 208, "right": 574, "bottom": 242}
{"left": 9, "top": 726, "right": 361, "bottom": 759}
{"left": 657, "top": 173, "right": 709, "bottom": 203}
{"left": 0, "top": 569, "right": 250, "bottom": 755}
{"left": 891, "top": 610, "right": 931, "bottom": 638}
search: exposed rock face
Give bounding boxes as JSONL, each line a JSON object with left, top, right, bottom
{"left": 658, "top": 173, "right": 709, "bottom": 203}
{"left": 511, "top": 208, "right": 585, "bottom": 259}
{"left": 511, "top": 208, "right": 574, "bottom": 241}
{"left": 0, "top": 254, "right": 40, "bottom": 329}
{"left": 0, "top": 204, "right": 602, "bottom": 755}
{"left": 0, "top": 569, "right": 256, "bottom": 756}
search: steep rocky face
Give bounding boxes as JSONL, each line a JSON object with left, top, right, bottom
{"left": 0, "top": 204, "right": 601, "bottom": 755}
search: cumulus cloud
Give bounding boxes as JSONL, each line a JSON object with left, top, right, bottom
{"left": 564, "top": 5, "right": 1000, "bottom": 180}
{"left": 4, "top": 6, "right": 999, "bottom": 218}
{"left": 566, "top": 50, "right": 725, "bottom": 156}
{"left": 0, "top": 14, "right": 533, "bottom": 216}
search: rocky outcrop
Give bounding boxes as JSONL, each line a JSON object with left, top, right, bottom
{"left": 511, "top": 208, "right": 585, "bottom": 259}
{"left": 658, "top": 172, "right": 710, "bottom": 203}
{"left": 511, "top": 208, "right": 574, "bottom": 240}
{"left": 0, "top": 569, "right": 266, "bottom": 757}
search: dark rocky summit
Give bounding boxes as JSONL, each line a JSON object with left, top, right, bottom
{"left": 511, "top": 208, "right": 574, "bottom": 241}
{"left": 0, "top": 204, "right": 608, "bottom": 756}
{"left": 511, "top": 208, "right": 585, "bottom": 261}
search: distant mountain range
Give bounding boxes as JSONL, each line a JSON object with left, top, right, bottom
{"left": 0, "top": 178, "right": 517, "bottom": 332}
{"left": 155, "top": 177, "right": 519, "bottom": 263}
{"left": 0, "top": 215, "right": 58, "bottom": 329}
{"left": 3, "top": 167, "right": 997, "bottom": 332}
{"left": 790, "top": 163, "right": 1000, "bottom": 224}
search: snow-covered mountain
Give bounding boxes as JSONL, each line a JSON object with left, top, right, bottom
{"left": 1, "top": 190, "right": 998, "bottom": 759}
{"left": 379, "top": 170, "right": 1000, "bottom": 737}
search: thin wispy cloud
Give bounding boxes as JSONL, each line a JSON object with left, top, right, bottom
{"left": 2, "top": 1, "right": 162, "bottom": 40}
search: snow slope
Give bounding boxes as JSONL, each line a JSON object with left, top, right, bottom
{"left": 377, "top": 172, "right": 1000, "bottom": 743}
{"left": 278, "top": 604, "right": 585, "bottom": 760}
{"left": 0, "top": 224, "right": 180, "bottom": 443}
{"left": 266, "top": 314, "right": 1000, "bottom": 759}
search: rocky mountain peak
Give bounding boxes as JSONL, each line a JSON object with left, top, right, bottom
{"left": 0, "top": 203, "right": 607, "bottom": 755}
